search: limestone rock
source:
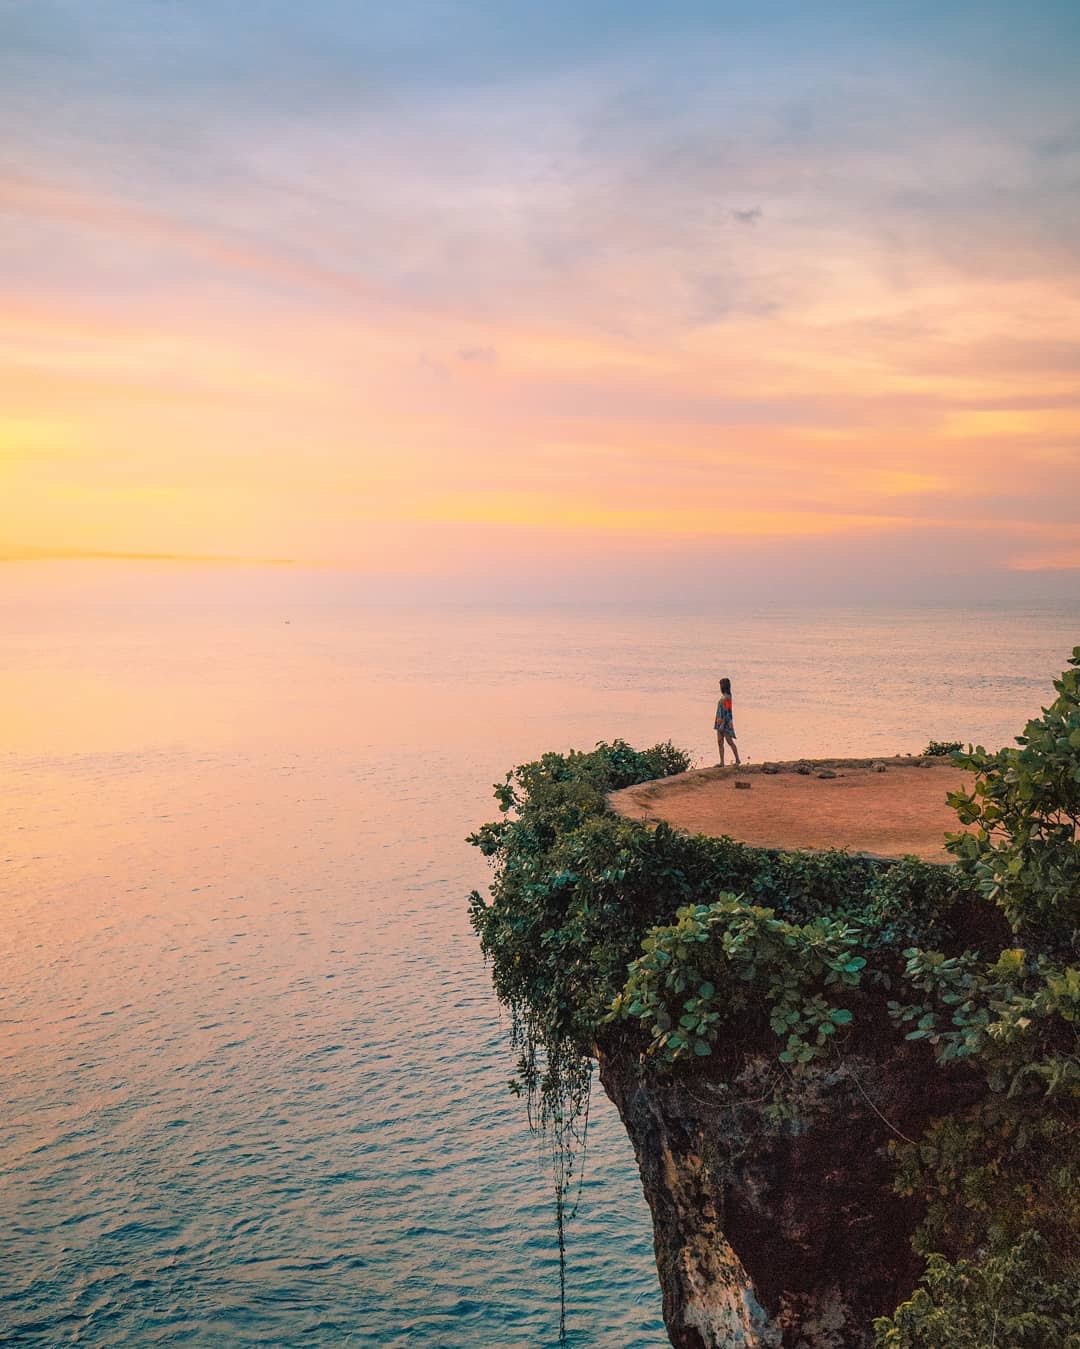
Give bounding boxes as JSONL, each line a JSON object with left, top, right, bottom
{"left": 597, "top": 1048, "right": 973, "bottom": 1348}
{"left": 817, "top": 769, "right": 838, "bottom": 779}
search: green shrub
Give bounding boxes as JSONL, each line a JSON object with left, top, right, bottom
{"left": 874, "top": 1236, "right": 1080, "bottom": 1348}
{"left": 923, "top": 739, "right": 963, "bottom": 756}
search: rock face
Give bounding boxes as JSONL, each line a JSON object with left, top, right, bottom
{"left": 597, "top": 1047, "right": 971, "bottom": 1348}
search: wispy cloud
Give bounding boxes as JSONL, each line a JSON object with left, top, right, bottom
{"left": 2, "top": 1, "right": 1079, "bottom": 591}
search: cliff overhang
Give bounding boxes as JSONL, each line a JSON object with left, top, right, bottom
{"left": 469, "top": 731, "right": 1077, "bottom": 1348}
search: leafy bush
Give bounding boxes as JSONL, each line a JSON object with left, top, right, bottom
{"left": 923, "top": 739, "right": 963, "bottom": 756}
{"left": 467, "top": 740, "right": 692, "bottom": 1332}
{"left": 946, "top": 645, "right": 1080, "bottom": 945}
{"left": 874, "top": 1236, "right": 1080, "bottom": 1348}
{"left": 610, "top": 898, "right": 866, "bottom": 1065}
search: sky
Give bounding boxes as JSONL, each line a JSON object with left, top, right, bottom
{"left": 2, "top": 0, "right": 1079, "bottom": 603}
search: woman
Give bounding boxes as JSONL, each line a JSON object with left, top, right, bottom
{"left": 715, "top": 676, "right": 741, "bottom": 766}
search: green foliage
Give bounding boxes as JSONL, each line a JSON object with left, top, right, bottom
{"left": 610, "top": 899, "right": 867, "bottom": 1065}
{"left": 946, "top": 644, "right": 1080, "bottom": 946}
{"left": 468, "top": 740, "right": 692, "bottom": 1335}
{"left": 884, "top": 650, "right": 1080, "bottom": 1337}
{"left": 888, "top": 945, "right": 1080, "bottom": 1087}
{"left": 874, "top": 1235, "right": 1080, "bottom": 1348}
{"left": 889, "top": 1098, "right": 1079, "bottom": 1264}
{"left": 881, "top": 938, "right": 1080, "bottom": 1297}
{"left": 470, "top": 741, "right": 701, "bottom": 1057}
{"left": 859, "top": 855, "right": 980, "bottom": 951}
{"left": 923, "top": 739, "right": 964, "bottom": 757}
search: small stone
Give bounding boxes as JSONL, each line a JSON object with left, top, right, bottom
{"left": 871, "top": 761, "right": 887, "bottom": 773}
{"left": 735, "top": 779, "right": 752, "bottom": 790}
{"left": 761, "top": 763, "right": 780, "bottom": 774}
{"left": 817, "top": 769, "right": 838, "bottom": 779}
{"left": 795, "top": 762, "right": 813, "bottom": 775}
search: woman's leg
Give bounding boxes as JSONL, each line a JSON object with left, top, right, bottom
{"left": 726, "top": 733, "right": 741, "bottom": 766}
{"left": 717, "top": 732, "right": 725, "bottom": 765}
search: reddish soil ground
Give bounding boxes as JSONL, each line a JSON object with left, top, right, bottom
{"left": 608, "top": 756, "right": 973, "bottom": 863}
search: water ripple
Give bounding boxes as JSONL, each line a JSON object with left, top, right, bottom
{"left": 4, "top": 593, "right": 1076, "bottom": 1344}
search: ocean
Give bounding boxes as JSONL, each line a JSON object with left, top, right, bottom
{"left": 2, "top": 564, "right": 1076, "bottom": 1346}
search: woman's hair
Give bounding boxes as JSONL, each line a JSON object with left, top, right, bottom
{"left": 719, "top": 677, "right": 732, "bottom": 695}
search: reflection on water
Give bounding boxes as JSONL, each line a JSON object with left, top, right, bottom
{"left": 1, "top": 565, "right": 1076, "bottom": 1345}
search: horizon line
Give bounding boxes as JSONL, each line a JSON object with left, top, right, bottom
{"left": 0, "top": 548, "right": 299, "bottom": 566}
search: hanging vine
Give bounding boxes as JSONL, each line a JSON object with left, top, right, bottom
{"left": 469, "top": 740, "right": 690, "bottom": 1336}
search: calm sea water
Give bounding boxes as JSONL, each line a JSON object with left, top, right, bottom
{"left": 2, "top": 565, "right": 1076, "bottom": 1346}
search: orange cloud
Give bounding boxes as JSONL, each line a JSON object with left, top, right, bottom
{"left": 407, "top": 490, "right": 913, "bottom": 537}
{"left": 3, "top": 155, "right": 1078, "bottom": 584}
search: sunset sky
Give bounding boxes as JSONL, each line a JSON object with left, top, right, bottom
{"left": 3, "top": 1, "right": 1079, "bottom": 601}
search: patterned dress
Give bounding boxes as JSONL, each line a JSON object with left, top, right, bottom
{"left": 715, "top": 695, "right": 735, "bottom": 738}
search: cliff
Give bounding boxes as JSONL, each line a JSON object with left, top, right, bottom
{"left": 469, "top": 728, "right": 1078, "bottom": 1348}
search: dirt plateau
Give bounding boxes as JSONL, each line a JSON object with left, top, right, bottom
{"left": 609, "top": 756, "right": 972, "bottom": 864}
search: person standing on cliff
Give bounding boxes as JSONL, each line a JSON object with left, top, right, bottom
{"left": 715, "top": 677, "right": 741, "bottom": 766}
